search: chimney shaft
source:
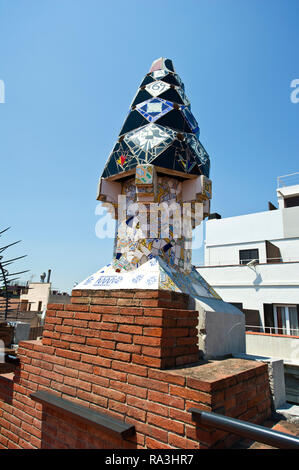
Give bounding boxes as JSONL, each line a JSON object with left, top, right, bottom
{"left": 47, "top": 269, "right": 51, "bottom": 283}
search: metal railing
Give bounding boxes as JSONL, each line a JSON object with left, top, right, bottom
{"left": 196, "top": 256, "right": 299, "bottom": 268}
{"left": 189, "top": 409, "right": 299, "bottom": 449}
{"left": 277, "top": 172, "right": 299, "bottom": 188}
{"left": 246, "top": 325, "right": 299, "bottom": 336}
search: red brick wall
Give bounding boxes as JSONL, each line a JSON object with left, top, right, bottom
{"left": 0, "top": 289, "right": 272, "bottom": 449}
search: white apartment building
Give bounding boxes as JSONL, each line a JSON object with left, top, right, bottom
{"left": 197, "top": 173, "right": 299, "bottom": 404}
{"left": 198, "top": 173, "right": 299, "bottom": 337}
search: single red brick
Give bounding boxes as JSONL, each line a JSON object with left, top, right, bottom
{"left": 142, "top": 345, "right": 162, "bottom": 357}
{"left": 81, "top": 354, "right": 111, "bottom": 368}
{"left": 65, "top": 319, "right": 88, "bottom": 328}
{"left": 139, "top": 299, "right": 160, "bottom": 307}
{"left": 118, "top": 299, "right": 140, "bottom": 307}
{"left": 170, "top": 385, "right": 211, "bottom": 404}
{"left": 90, "top": 297, "right": 117, "bottom": 305}
{"left": 55, "top": 348, "right": 81, "bottom": 361}
{"left": 110, "top": 291, "right": 135, "bottom": 298}
{"left": 110, "top": 380, "right": 147, "bottom": 399}
{"left": 92, "top": 384, "right": 126, "bottom": 403}
{"left": 101, "top": 331, "right": 132, "bottom": 343}
{"left": 132, "top": 354, "right": 161, "bottom": 368}
{"left": 60, "top": 334, "right": 86, "bottom": 344}
{"left": 147, "top": 413, "right": 184, "bottom": 435}
{"left": 169, "top": 407, "right": 193, "bottom": 425}
{"left": 125, "top": 418, "right": 168, "bottom": 444}
{"left": 63, "top": 376, "right": 92, "bottom": 392}
{"left": 53, "top": 364, "right": 78, "bottom": 378}
{"left": 118, "top": 324, "right": 143, "bottom": 335}
{"left": 116, "top": 343, "right": 141, "bottom": 354}
{"left": 111, "top": 360, "right": 147, "bottom": 377}
{"left": 70, "top": 297, "right": 90, "bottom": 305}
{"left": 97, "top": 348, "right": 131, "bottom": 362}
{"left": 102, "top": 314, "right": 135, "bottom": 324}
{"left": 78, "top": 370, "right": 109, "bottom": 388}
{"left": 128, "top": 375, "right": 168, "bottom": 393}
{"left": 69, "top": 343, "right": 97, "bottom": 355}
{"left": 72, "top": 327, "right": 95, "bottom": 337}
{"left": 51, "top": 381, "right": 77, "bottom": 397}
{"left": 126, "top": 407, "right": 146, "bottom": 422}
{"left": 55, "top": 325, "right": 73, "bottom": 334}
{"left": 145, "top": 437, "right": 173, "bottom": 449}
{"left": 47, "top": 303, "right": 65, "bottom": 311}
{"left": 94, "top": 367, "right": 126, "bottom": 382}
{"left": 65, "top": 359, "right": 92, "bottom": 373}
{"left": 148, "top": 390, "right": 184, "bottom": 410}
{"left": 135, "top": 317, "right": 163, "bottom": 326}
{"left": 75, "top": 312, "right": 100, "bottom": 321}
{"left": 86, "top": 337, "right": 116, "bottom": 349}
{"left": 44, "top": 317, "right": 62, "bottom": 325}
{"left": 43, "top": 330, "right": 60, "bottom": 339}
{"left": 128, "top": 395, "right": 169, "bottom": 417}
{"left": 109, "top": 400, "right": 128, "bottom": 415}
{"left": 134, "top": 291, "right": 160, "bottom": 299}
{"left": 142, "top": 308, "right": 164, "bottom": 317}
{"left": 51, "top": 339, "right": 71, "bottom": 349}
{"left": 56, "top": 310, "right": 74, "bottom": 318}
{"left": 71, "top": 290, "right": 81, "bottom": 297}
{"left": 30, "top": 374, "right": 51, "bottom": 387}
{"left": 168, "top": 433, "right": 199, "bottom": 449}
{"left": 143, "top": 327, "right": 163, "bottom": 337}
{"left": 133, "top": 335, "right": 161, "bottom": 346}
{"left": 148, "top": 369, "right": 186, "bottom": 386}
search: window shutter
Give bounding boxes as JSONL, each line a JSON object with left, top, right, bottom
{"left": 263, "top": 304, "right": 274, "bottom": 328}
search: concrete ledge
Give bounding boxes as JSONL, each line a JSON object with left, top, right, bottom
{"left": 31, "top": 390, "right": 135, "bottom": 438}
{"left": 276, "top": 403, "right": 299, "bottom": 425}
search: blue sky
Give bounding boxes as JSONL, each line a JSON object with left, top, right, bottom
{"left": 0, "top": 0, "right": 298, "bottom": 292}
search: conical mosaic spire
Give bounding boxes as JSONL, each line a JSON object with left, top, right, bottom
{"left": 101, "top": 58, "right": 210, "bottom": 180}
{"left": 75, "top": 58, "right": 218, "bottom": 299}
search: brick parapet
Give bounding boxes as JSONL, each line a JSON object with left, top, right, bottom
{"left": 42, "top": 290, "right": 199, "bottom": 369}
{"left": 0, "top": 289, "right": 272, "bottom": 449}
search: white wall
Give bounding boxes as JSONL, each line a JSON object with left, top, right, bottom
{"left": 205, "top": 240, "right": 267, "bottom": 266}
{"left": 246, "top": 332, "right": 299, "bottom": 363}
{"left": 282, "top": 207, "right": 299, "bottom": 238}
{"left": 20, "top": 283, "right": 50, "bottom": 311}
{"left": 197, "top": 262, "right": 299, "bottom": 327}
{"left": 204, "top": 205, "right": 299, "bottom": 266}
{"left": 205, "top": 210, "right": 283, "bottom": 247}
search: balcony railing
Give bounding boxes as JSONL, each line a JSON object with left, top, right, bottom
{"left": 246, "top": 325, "right": 299, "bottom": 336}
{"left": 277, "top": 172, "right": 299, "bottom": 188}
{"left": 197, "top": 256, "right": 299, "bottom": 268}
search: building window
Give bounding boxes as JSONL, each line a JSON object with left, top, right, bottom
{"left": 38, "top": 301, "right": 42, "bottom": 311}
{"left": 273, "top": 305, "right": 299, "bottom": 336}
{"left": 239, "top": 249, "right": 259, "bottom": 265}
